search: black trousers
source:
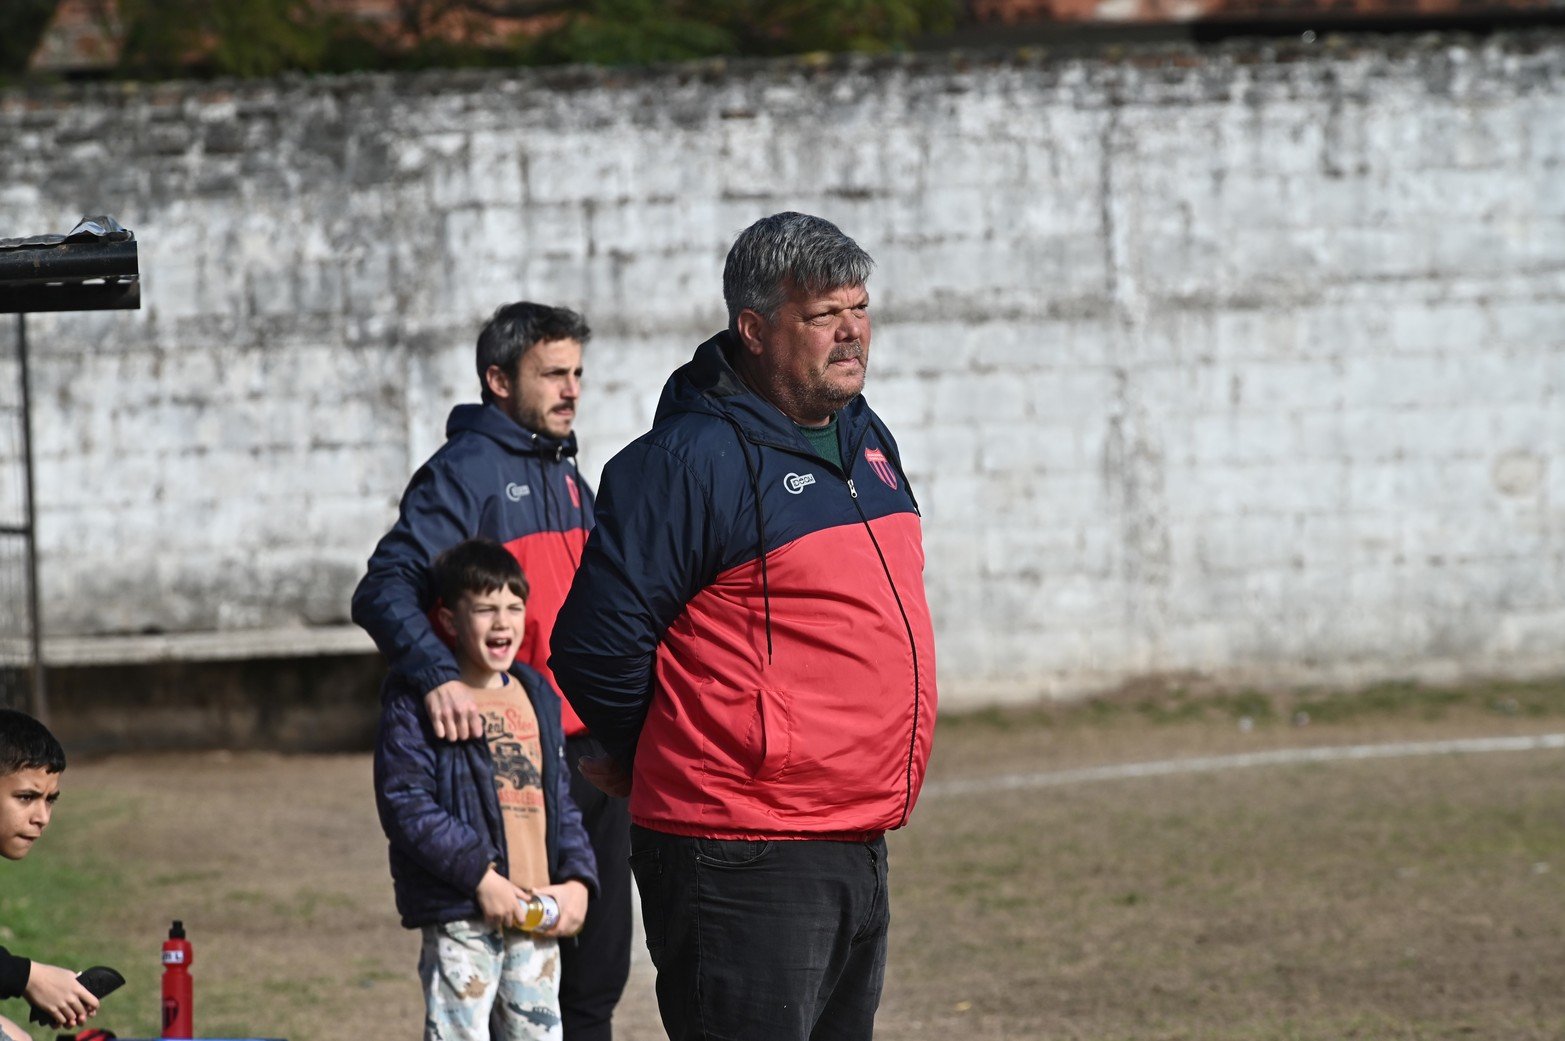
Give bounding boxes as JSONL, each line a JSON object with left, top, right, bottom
{"left": 628, "top": 825, "right": 890, "bottom": 1041}
{"left": 561, "top": 735, "right": 634, "bottom": 1041}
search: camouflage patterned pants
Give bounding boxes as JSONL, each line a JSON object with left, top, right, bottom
{"left": 419, "top": 918, "right": 562, "bottom": 1041}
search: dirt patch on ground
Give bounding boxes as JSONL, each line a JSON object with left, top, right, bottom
{"left": 19, "top": 692, "right": 1565, "bottom": 1040}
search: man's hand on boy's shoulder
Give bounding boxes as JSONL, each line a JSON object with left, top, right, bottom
{"left": 424, "top": 681, "right": 487, "bottom": 742}
{"left": 24, "top": 961, "right": 99, "bottom": 1029}
{"left": 533, "top": 879, "right": 590, "bottom": 939}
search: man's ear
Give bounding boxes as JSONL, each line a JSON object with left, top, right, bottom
{"left": 735, "top": 309, "right": 768, "bottom": 356}
{"left": 483, "top": 363, "right": 513, "bottom": 402}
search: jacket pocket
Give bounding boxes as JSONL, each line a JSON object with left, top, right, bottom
{"left": 740, "top": 684, "right": 880, "bottom": 796}
{"left": 746, "top": 687, "right": 794, "bottom": 782}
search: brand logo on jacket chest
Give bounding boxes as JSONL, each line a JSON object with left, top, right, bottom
{"left": 783, "top": 472, "right": 816, "bottom": 495}
{"left": 505, "top": 483, "right": 531, "bottom": 502}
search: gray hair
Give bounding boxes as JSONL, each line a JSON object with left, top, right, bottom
{"left": 723, "top": 212, "right": 874, "bottom": 333}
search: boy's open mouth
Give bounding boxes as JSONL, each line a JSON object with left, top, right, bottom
{"left": 485, "top": 636, "right": 513, "bottom": 651}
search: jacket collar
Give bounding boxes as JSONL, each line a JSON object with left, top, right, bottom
{"left": 446, "top": 402, "right": 578, "bottom": 461}
{"left": 655, "top": 331, "right": 869, "bottom": 453}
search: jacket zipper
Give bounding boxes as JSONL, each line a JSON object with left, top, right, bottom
{"left": 840, "top": 438, "right": 923, "bottom": 829}
{"left": 764, "top": 425, "right": 926, "bottom": 827}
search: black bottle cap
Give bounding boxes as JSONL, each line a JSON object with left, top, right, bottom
{"left": 169, "top": 920, "right": 185, "bottom": 939}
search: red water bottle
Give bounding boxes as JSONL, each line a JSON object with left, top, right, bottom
{"left": 161, "top": 919, "right": 193, "bottom": 1039}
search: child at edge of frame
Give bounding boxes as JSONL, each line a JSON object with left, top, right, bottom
{"left": 0, "top": 708, "right": 103, "bottom": 1040}
{"left": 373, "top": 538, "right": 597, "bottom": 1041}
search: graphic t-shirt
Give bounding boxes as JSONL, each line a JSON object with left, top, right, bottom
{"left": 473, "top": 677, "right": 549, "bottom": 895}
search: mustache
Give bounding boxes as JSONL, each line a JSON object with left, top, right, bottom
{"left": 828, "top": 342, "right": 864, "bottom": 363}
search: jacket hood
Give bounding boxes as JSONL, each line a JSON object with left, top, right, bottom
{"left": 655, "top": 331, "right": 868, "bottom": 452}
{"left": 651, "top": 331, "right": 881, "bottom": 668}
{"left": 446, "top": 402, "right": 578, "bottom": 461}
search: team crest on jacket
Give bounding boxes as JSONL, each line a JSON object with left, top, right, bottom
{"left": 865, "top": 447, "right": 898, "bottom": 490}
{"left": 565, "top": 474, "right": 581, "bottom": 509}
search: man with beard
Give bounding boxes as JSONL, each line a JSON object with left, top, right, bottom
{"left": 551, "top": 213, "right": 939, "bottom": 1041}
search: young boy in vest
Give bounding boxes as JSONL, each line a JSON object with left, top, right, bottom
{"left": 0, "top": 709, "right": 101, "bottom": 1038}
{"left": 374, "top": 539, "right": 596, "bottom": 1041}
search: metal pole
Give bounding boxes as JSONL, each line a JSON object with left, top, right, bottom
{"left": 16, "top": 313, "right": 46, "bottom": 724}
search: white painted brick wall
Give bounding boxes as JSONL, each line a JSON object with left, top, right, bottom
{"left": 1, "top": 33, "right": 1562, "bottom": 706}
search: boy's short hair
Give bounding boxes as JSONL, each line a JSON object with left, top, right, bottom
{"left": 431, "top": 539, "right": 529, "bottom": 608}
{"left": 0, "top": 708, "right": 66, "bottom": 775}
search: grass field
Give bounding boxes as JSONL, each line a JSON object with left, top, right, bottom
{"left": 4, "top": 678, "right": 1564, "bottom": 1040}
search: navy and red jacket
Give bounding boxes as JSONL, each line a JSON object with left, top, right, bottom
{"left": 374, "top": 662, "right": 598, "bottom": 929}
{"left": 352, "top": 402, "right": 597, "bottom": 735}
{"left": 550, "top": 331, "right": 938, "bottom": 840}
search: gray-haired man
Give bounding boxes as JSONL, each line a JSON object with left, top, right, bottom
{"left": 551, "top": 213, "right": 939, "bottom": 1040}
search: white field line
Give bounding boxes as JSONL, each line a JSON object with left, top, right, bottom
{"left": 924, "top": 733, "right": 1565, "bottom": 798}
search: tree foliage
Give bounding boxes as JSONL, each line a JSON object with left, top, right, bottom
{"left": 0, "top": 0, "right": 65, "bottom": 80}
{"left": 85, "top": 0, "right": 957, "bottom": 79}
{"left": 523, "top": 0, "right": 736, "bottom": 66}
{"left": 116, "top": 0, "right": 329, "bottom": 77}
{"left": 526, "top": 0, "right": 958, "bottom": 65}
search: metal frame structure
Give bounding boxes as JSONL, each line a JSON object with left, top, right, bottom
{"left": 0, "top": 217, "right": 140, "bottom": 721}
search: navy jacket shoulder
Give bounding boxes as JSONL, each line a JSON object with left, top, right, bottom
{"left": 352, "top": 403, "right": 595, "bottom": 697}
